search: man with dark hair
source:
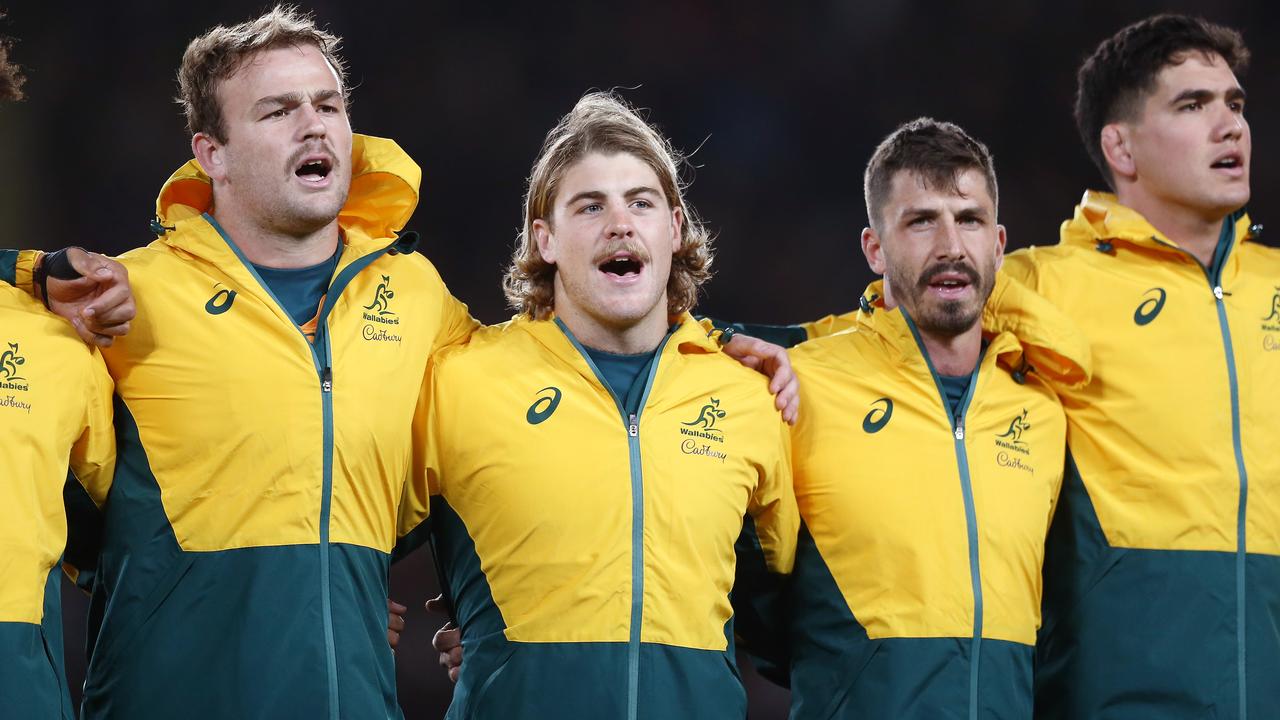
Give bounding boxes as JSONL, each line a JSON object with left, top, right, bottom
{"left": 773, "top": 117, "right": 1087, "bottom": 719}
{"left": 1002, "top": 14, "right": 1280, "bottom": 719}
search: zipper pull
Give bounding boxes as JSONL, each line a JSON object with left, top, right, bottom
{"left": 321, "top": 367, "right": 333, "bottom": 393}
{"left": 954, "top": 424, "right": 965, "bottom": 441}
{"left": 628, "top": 414, "right": 638, "bottom": 437}
{"left": 1213, "top": 286, "right": 1224, "bottom": 300}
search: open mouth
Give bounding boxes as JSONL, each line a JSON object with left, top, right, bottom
{"left": 922, "top": 267, "right": 977, "bottom": 299}
{"left": 1211, "top": 153, "right": 1244, "bottom": 172}
{"left": 598, "top": 253, "right": 644, "bottom": 278}
{"left": 295, "top": 156, "right": 334, "bottom": 184}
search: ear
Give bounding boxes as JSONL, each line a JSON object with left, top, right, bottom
{"left": 192, "top": 132, "right": 227, "bottom": 183}
{"left": 1100, "top": 124, "right": 1136, "bottom": 181}
{"left": 861, "top": 226, "right": 886, "bottom": 275}
{"left": 670, "top": 206, "right": 684, "bottom": 253}
{"left": 993, "top": 224, "right": 1007, "bottom": 271}
{"left": 533, "top": 218, "right": 557, "bottom": 265}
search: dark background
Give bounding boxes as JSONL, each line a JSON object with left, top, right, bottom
{"left": 3, "top": 1, "right": 1274, "bottom": 717}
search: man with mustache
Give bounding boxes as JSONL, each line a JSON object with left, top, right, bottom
{"left": 1001, "top": 15, "right": 1280, "bottom": 719}
{"left": 2, "top": 7, "right": 479, "bottom": 718}
{"left": 398, "top": 91, "right": 798, "bottom": 719}
{"left": 767, "top": 118, "right": 1089, "bottom": 719}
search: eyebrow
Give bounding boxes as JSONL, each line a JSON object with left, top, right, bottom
{"left": 563, "top": 186, "right": 662, "bottom": 207}
{"left": 1169, "top": 86, "right": 1247, "bottom": 106}
{"left": 252, "top": 89, "right": 342, "bottom": 111}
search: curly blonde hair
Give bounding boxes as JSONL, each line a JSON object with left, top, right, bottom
{"left": 504, "top": 92, "right": 713, "bottom": 319}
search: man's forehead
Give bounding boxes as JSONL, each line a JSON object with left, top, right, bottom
{"left": 1152, "top": 51, "right": 1241, "bottom": 95}
{"left": 887, "top": 168, "right": 993, "bottom": 209}
{"left": 558, "top": 152, "right": 662, "bottom": 197}
{"left": 226, "top": 43, "right": 342, "bottom": 94}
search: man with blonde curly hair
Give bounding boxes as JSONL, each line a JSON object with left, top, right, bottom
{"left": 400, "top": 92, "right": 799, "bottom": 719}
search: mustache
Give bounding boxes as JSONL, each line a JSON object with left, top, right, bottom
{"left": 592, "top": 241, "right": 651, "bottom": 266}
{"left": 285, "top": 143, "right": 340, "bottom": 172}
{"left": 915, "top": 261, "right": 981, "bottom": 289}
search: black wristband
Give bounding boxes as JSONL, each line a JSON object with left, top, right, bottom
{"left": 35, "top": 247, "right": 83, "bottom": 310}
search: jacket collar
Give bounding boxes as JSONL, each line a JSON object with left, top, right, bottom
{"left": 1060, "top": 190, "right": 1253, "bottom": 257}
{"left": 151, "top": 134, "right": 421, "bottom": 266}
{"left": 517, "top": 311, "right": 720, "bottom": 389}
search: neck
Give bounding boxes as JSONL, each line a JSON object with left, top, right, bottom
{"left": 556, "top": 305, "right": 669, "bottom": 355}
{"left": 209, "top": 204, "right": 340, "bottom": 269}
{"left": 1116, "top": 187, "right": 1226, "bottom": 268}
{"left": 917, "top": 321, "right": 983, "bottom": 377}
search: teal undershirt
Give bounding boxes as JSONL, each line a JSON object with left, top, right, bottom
{"left": 586, "top": 346, "right": 660, "bottom": 416}
{"left": 938, "top": 373, "right": 972, "bottom": 418}
{"left": 252, "top": 245, "right": 342, "bottom": 325}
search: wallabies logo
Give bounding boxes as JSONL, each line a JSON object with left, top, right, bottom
{"left": 996, "top": 408, "right": 1031, "bottom": 446}
{"left": 364, "top": 275, "right": 396, "bottom": 316}
{"left": 0, "top": 342, "right": 25, "bottom": 381}
{"left": 682, "top": 397, "right": 727, "bottom": 436}
{"left": 1263, "top": 287, "right": 1280, "bottom": 323}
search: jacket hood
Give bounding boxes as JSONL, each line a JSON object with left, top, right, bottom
{"left": 153, "top": 134, "right": 421, "bottom": 251}
{"left": 855, "top": 274, "right": 1091, "bottom": 390}
{"left": 1060, "top": 190, "right": 1253, "bottom": 253}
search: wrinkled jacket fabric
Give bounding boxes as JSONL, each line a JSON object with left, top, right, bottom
{"left": 0, "top": 286, "right": 114, "bottom": 719}
{"left": 405, "top": 315, "right": 798, "bottom": 719}
{"left": 1003, "top": 191, "right": 1280, "bottom": 720}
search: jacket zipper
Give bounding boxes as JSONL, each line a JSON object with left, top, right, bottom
{"left": 554, "top": 318, "right": 673, "bottom": 720}
{"left": 208, "top": 213, "right": 400, "bottom": 720}
{"left": 1152, "top": 222, "right": 1249, "bottom": 719}
{"left": 903, "top": 311, "right": 985, "bottom": 720}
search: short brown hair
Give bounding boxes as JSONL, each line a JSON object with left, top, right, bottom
{"left": 177, "top": 4, "right": 347, "bottom": 143}
{"left": 504, "top": 92, "right": 714, "bottom": 319}
{"left": 864, "top": 117, "right": 998, "bottom": 230}
{"left": 1076, "top": 15, "right": 1249, "bottom": 188}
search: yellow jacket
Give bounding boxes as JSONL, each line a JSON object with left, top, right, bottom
{"left": 0, "top": 286, "right": 114, "bottom": 719}
{"left": 782, "top": 275, "right": 1089, "bottom": 720}
{"left": 1003, "top": 191, "right": 1280, "bottom": 719}
{"left": 4, "top": 135, "right": 478, "bottom": 720}
{"left": 407, "top": 314, "right": 798, "bottom": 720}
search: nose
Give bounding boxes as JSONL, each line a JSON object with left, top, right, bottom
{"left": 604, "top": 204, "right": 634, "bottom": 239}
{"left": 1213, "top": 102, "right": 1245, "bottom": 143}
{"left": 934, "top": 217, "right": 966, "bottom": 260}
{"left": 296, "top": 103, "right": 328, "bottom": 141}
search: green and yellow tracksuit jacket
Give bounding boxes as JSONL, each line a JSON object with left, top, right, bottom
{"left": 401, "top": 315, "right": 798, "bottom": 719}
{"left": 0, "top": 286, "right": 114, "bottom": 719}
{"left": 3, "top": 135, "right": 478, "bottom": 719}
{"left": 777, "top": 276, "right": 1089, "bottom": 720}
{"left": 1003, "top": 191, "right": 1280, "bottom": 720}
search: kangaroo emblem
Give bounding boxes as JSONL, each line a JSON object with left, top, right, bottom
{"left": 1263, "top": 287, "right": 1280, "bottom": 322}
{"left": 363, "top": 275, "right": 396, "bottom": 316}
{"left": 997, "top": 409, "right": 1031, "bottom": 444}
{"left": 0, "top": 342, "right": 26, "bottom": 381}
{"left": 683, "top": 398, "right": 727, "bottom": 433}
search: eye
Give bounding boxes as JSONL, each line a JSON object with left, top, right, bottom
{"left": 580, "top": 203, "right": 603, "bottom": 214}
{"left": 1179, "top": 101, "right": 1203, "bottom": 112}
{"left": 263, "top": 107, "right": 289, "bottom": 120}
{"left": 1229, "top": 100, "right": 1245, "bottom": 113}
{"left": 318, "top": 103, "right": 340, "bottom": 114}
{"left": 631, "top": 199, "right": 653, "bottom": 209}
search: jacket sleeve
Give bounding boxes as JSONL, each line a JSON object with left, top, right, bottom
{"left": 733, "top": 416, "right": 799, "bottom": 686}
{"left": 432, "top": 273, "right": 482, "bottom": 354}
{"left": 698, "top": 311, "right": 859, "bottom": 347}
{"left": 393, "top": 359, "right": 443, "bottom": 562}
{"left": 0, "top": 249, "right": 43, "bottom": 295}
{"left": 64, "top": 350, "right": 117, "bottom": 589}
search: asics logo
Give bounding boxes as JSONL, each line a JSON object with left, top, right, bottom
{"left": 1133, "top": 287, "right": 1166, "bottom": 326}
{"left": 526, "top": 386, "right": 562, "bottom": 425}
{"left": 862, "top": 397, "right": 893, "bottom": 434}
{"left": 205, "top": 288, "right": 237, "bottom": 315}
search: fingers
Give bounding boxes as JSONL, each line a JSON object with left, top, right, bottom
{"left": 777, "top": 374, "right": 800, "bottom": 425}
{"left": 424, "top": 594, "right": 452, "bottom": 617}
{"left": 432, "top": 622, "right": 460, "bottom": 653}
{"left": 386, "top": 599, "right": 407, "bottom": 650}
{"left": 433, "top": 622, "right": 464, "bottom": 684}
{"left": 84, "top": 280, "right": 137, "bottom": 329}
